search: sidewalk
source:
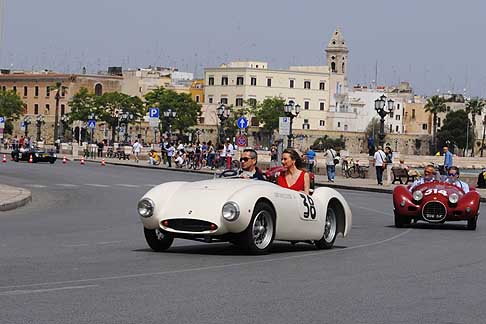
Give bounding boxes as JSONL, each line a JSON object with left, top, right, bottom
{"left": 0, "top": 184, "right": 32, "bottom": 211}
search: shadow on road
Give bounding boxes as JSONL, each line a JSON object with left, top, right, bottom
{"left": 385, "top": 223, "right": 470, "bottom": 231}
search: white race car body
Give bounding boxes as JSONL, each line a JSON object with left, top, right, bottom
{"left": 138, "top": 178, "right": 352, "bottom": 253}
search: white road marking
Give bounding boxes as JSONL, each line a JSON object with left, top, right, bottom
{"left": 0, "top": 229, "right": 412, "bottom": 290}
{"left": 0, "top": 285, "right": 98, "bottom": 296}
{"left": 116, "top": 184, "right": 140, "bottom": 188}
{"left": 84, "top": 184, "right": 109, "bottom": 188}
{"left": 24, "top": 184, "right": 47, "bottom": 188}
{"left": 55, "top": 184, "right": 78, "bottom": 187}
{"left": 63, "top": 243, "right": 89, "bottom": 247}
{"left": 96, "top": 241, "right": 123, "bottom": 245}
{"left": 144, "top": 184, "right": 158, "bottom": 187}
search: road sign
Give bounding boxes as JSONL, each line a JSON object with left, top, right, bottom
{"left": 87, "top": 119, "right": 96, "bottom": 129}
{"left": 20, "top": 121, "right": 25, "bottom": 131}
{"left": 119, "top": 126, "right": 125, "bottom": 135}
{"left": 237, "top": 116, "right": 248, "bottom": 129}
{"left": 279, "top": 117, "right": 290, "bottom": 136}
{"left": 149, "top": 108, "right": 160, "bottom": 118}
{"left": 149, "top": 118, "right": 159, "bottom": 127}
{"left": 236, "top": 135, "right": 247, "bottom": 147}
{"left": 0, "top": 116, "right": 5, "bottom": 124}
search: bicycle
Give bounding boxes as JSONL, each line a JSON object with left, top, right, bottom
{"left": 345, "top": 159, "right": 368, "bottom": 179}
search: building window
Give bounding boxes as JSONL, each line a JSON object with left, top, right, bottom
{"left": 319, "top": 82, "right": 326, "bottom": 90}
{"left": 236, "top": 77, "right": 244, "bottom": 85}
{"left": 266, "top": 78, "right": 272, "bottom": 87}
{"left": 221, "top": 77, "right": 228, "bottom": 86}
{"left": 395, "top": 125, "right": 399, "bottom": 132}
{"left": 344, "top": 125, "right": 348, "bottom": 131}
{"left": 304, "top": 101, "right": 309, "bottom": 110}
{"left": 35, "top": 86, "right": 39, "bottom": 97}
{"left": 389, "top": 111, "right": 394, "bottom": 118}
{"left": 248, "top": 98, "right": 257, "bottom": 108}
{"left": 220, "top": 97, "right": 228, "bottom": 104}
{"left": 1, "top": 86, "right": 5, "bottom": 91}
{"left": 331, "top": 62, "right": 336, "bottom": 73}
{"left": 61, "top": 104, "right": 65, "bottom": 116}
{"left": 195, "top": 95, "right": 200, "bottom": 103}
{"left": 251, "top": 77, "right": 257, "bottom": 86}
{"left": 12, "top": 86, "right": 16, "bottom": 93}
{"left": 320, "top": 120, "right": 325, "bottom": 126}
{"left": 304, "top": 81, "right": 311, "bottom": 89}
{"left": 208, "top": 96, "right": 213, "bottom": 104}
{"left": 23, "top": 86, "right": 28, "bottom": 97}
{"left": 61, "top": 87, "right": 66, "bottom": 97}
{"left": 199, "top": 117, "right": 205, "bottom": 124}
{"left": 34, "top": 104, "right": 39, "bottom": 115}
{"left": 251, "top": 117, "right": 259, "bottom": 126}
{"left": 319, "top": 102, "right": 325, "bottom": 111}
{"left": 235, "top": 98, "right": 243, "bottom": 106}
{"left": 337, "top": 122, "right": 341, "bottom": 127}
{"left": 45, "top": 104, "right": 50, "bottom": 113}
{"left": 303, "top": 119, "right": 310, "bottom": 130}
{"left": 94, "top": 83, "right": 103, "bottom": 96}
{"left": 397, "top": 104, "right": 400, "bottom": 110}
{"left": 437, "top": 118, "right": 441, "bottom": 128}
{"left": 289, "top": 79, "right": 294, "bottom": 88}
{"left": 46, "top": 86, "right": 50, "bottom": 97}
{"left": 422, "top": 123, "right": 427, "bottom": 130}
{"left": 412, "top": 109, "right": 416, "bottom": 119}
{"left": 389, "top": 124, "right": 392, "bottom": 133}
{"left": 396, "top": 115, "right": 400, "bottom": 121}
{"left": 208, "top": 77, "right": 214, "bottom": 85}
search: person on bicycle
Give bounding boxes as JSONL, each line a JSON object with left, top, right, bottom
{"left": 324, "top": 146, "right": 337, "bottom": 182}
{"left": 238, "top": 149, "right": 264, "bottom": 180}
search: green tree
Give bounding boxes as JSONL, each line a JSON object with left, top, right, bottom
{"left": 364, "top": 117, "right": 383, "bottom": 144}
{"left": 67, "top": 88, "right": 97, "bottom": 123}
{"left": 437, "top": 110, "right": 472, "bottom": 154}
{"left": 223, "top": 101, "right": 253, "bottom": 139}
{"left": 0, "top": 89, "right": 25, "bottom": 135}
{"left": 465, "top": 97, "right": 485, "bottom": 156}
{"left": 254, "top": 97, "right": 286, "bottom": 144}
{"left": 424, "top": 95, "right": 447, "bottom": 154}
{"left": 144, "top": 87, "right": 201, "bottom": 136}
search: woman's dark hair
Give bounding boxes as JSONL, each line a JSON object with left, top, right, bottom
{"left": 282, "top": 148, "right": 304, "bottom": 169}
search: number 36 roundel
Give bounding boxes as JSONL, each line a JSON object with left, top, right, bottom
{"left": 299, "top": 193, "right": 316, "bottom": 219}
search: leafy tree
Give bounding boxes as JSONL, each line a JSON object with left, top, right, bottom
{"left": 465, "top": 97, "right": 485, "bottom": 156}
{"left": 253, "top": 97, "right": 286, "bottom": 145}
{"left": 424, "top": 95, "right": 446, "bottom": 153}
{"left": 144, "top": 87, "right": 201, "bottom": 136}
{"left": 0, "top": 90, "right": 24, "bottom": 135}
{"left": 364, "top": 117, "right": 383, "bottom": 143}
{"left": 67, "top": 88, "right": 97, "bottom": 123}
{"left": 437, "top": 110, "right": 472, "bottom": 154}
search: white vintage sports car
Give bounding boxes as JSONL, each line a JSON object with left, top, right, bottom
{"left": 137, "top": 178, "right": 352, "bottom": 254}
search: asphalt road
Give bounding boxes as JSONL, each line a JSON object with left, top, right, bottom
{"left": 1, "top": 161, "right": 485, "bottom": 324}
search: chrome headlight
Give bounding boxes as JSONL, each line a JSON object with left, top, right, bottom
{"left": 222, "top": 201, "right": 240, "bottom": 221}
{"left": 412, "top": 190, "right": 423, "bottom": 201}
{"left": 137, "top": 198, "right": 155, "bottom": 218}
{"left": 449, "top": 193, "right": 459, "bottom": 204}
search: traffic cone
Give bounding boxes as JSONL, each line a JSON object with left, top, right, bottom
{"left": 101, "top": 158, "right": 105, "bottom": 166}
{"left": 80, "top": 157, "right": 85, "bottom": 165}
{"left": 28, "top": 154, "right": 33, "bottom": 163}
{"left": 2, "top": 154, "right": 6, "bottom": 163}
{"left": 62, "top": 155, "right": 67, "bottom": 164}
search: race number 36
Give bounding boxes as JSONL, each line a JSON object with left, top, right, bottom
{"left": 299, "top": 194, "right": 316, "bottom": 219}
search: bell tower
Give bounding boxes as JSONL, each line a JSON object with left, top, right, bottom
{"left": 326, "top": 27, "right": 348, "bottom": 75}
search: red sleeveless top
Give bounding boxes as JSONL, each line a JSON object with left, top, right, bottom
{"left": 277, "top": 170, "right": 306, "bottom": 192}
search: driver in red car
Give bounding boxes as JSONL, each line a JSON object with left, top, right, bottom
{"left": 408, "top": 164, "right": 437, "bottom": 192}
{"left": 444, "top": 166, "right": 470, "bottom": 193}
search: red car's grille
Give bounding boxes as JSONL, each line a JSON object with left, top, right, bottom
{"left": 422, "top": 201, "right": 447, "bottom": 222}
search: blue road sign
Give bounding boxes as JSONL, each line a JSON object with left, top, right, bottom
{"left": 237, "top": 116, "right": 248, "bottom": 129}
{"left": 0, "top": 116, "right": 5, "bottom": 123}
{"left": 149, "top": 108, "right": 160, "bottom": 118}
{"left": 87, "top": 119, "right": 96, "bottom": 129}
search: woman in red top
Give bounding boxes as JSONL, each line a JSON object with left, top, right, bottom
{"left": 277, "top": 148, "right": 310, "bottom": 195}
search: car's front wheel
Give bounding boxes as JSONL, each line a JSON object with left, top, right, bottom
{"left": 467, "top": 215, "right": 478, "bottom": 231}
{"left": 144, "top": 228, "right": 174, "bottom": 252}
{"left": 239, "top": 202, "right": 275, "bottom": 254}
{"left": 394, "top": 210, "right": 411, "bottom": 228}
{"left": 315, "top": 207, "right": 338, "bottom": 249}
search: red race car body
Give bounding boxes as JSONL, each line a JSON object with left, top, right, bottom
{"left": 393, "top": 181, "right": 480, "bottom": 230}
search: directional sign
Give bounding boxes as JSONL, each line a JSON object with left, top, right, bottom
{"left": 279, "top": 117, "right": 290, "bottom": 136}
{"left": 87, "top": 119, "right": 96, "bottom": 129}
{"left": 0, "top": 116, "right": 5, "bottom": 124}
{"left": 237, "top": 116, "right": 248, "bottom": 129}
{"left": 119, "top": 126, "right": 125, "bottom": 135}
{"left": 149, "top": 108, "right": 160, "bottom": 118}
{"left": 236, "top": 135, "right": 247, "bottom": 147}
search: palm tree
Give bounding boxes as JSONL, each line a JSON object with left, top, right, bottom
{"left": 424, "top": 95, "right": 447, "bottom": 154}
{"left": 465, "top": 97, "right": 485, "bottom": 156}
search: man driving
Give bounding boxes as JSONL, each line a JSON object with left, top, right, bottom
{"left": 239, "top": 148, "right": 264, "bottom": 180}
{"left": 409, "top": 164, "right": 437, "bottom": 191}
{"left": 444, "top": 166, "right": 470, "bottom": 193}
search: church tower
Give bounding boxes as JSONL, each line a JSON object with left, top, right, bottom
{"left": 326, "top": 27, "right": 348, "bottom": 75}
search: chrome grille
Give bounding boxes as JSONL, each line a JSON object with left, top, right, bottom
{"left": 422, "top": 201, "right": 447, "bottom": 222}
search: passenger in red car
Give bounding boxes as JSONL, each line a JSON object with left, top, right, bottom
{"left": 277, "top": 148, "right": 310, "bottom": 195}
{"left": 409, "top": 164, "right": 437, "bottom": 192}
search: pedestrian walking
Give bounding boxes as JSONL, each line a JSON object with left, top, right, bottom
{"left": 384, "top": 146, "right": 393, "bottom": 185}
{"left": 443, "top": 146, "right": 453, "bottom": 172}
{"left": 166, "top": 142, "right": 175, "bottom": 167}
{"left": 305, "top": 146, "right": 317, "bottom": 172}
{"left": 132, "top": 140, "right": 142, "bottom": 163}
{"left": 374, "top": 146, "right": 386, "bottom": 185}
{"left": 324, "top": 146, "right": 337, "bottom": 182}
{"left": 225, "top": 138, "right": 234, "bottom": 170}
{"left": 269, "top": 144, "right": 279, "bottom": 168}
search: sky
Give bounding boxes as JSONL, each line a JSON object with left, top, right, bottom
{"left": 2, "top": 0, "right": 486, "bottom": 97}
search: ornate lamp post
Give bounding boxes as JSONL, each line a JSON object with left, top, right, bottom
{"left": 283, "top": 101, "right": 301, "bottom": 148}
{"left": 118, "top": 111, "right": 134, "bottom": 144}
{"left": 374, "top": 94, "right": 394, "bottom": 148}
{"left": 60, "top": 115, "right": 69, "bottom": 143}
{"left": 163, "top": 108, "right": 177, "bottom": 142}
{"left": 216, "top": 103, "right": 230, "bottom": 145}
{"left": 35, "top": 114, "right": 44, "bottom": 142}
{"left": 23, "top": 116, "right": 32, "bottom": 138}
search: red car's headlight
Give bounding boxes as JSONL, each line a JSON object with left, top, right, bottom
{"left": 448, "top": 193, "right": 459, "bottom": 204}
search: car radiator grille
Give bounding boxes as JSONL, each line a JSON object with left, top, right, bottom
{"left": 165, "top": 219, "right": 212, "bottom": 232}
{"left": 422, "top": 201, "right": 447, "bottom": 222}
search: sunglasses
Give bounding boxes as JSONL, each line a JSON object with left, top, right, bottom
{"left": 448, "top": 173, "right": 457, "bottom": 176}
{"left": 240, "top": 157, "right": 253, "bottom": 162}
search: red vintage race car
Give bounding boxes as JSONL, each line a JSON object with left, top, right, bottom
{"left": 393, "top": 181, "right": 480, "bottom": 230}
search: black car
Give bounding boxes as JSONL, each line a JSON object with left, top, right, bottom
{"left": 11, "top": 148, "right": 57, "bottom": 164}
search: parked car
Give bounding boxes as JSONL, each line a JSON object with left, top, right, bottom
{"left": 11, "top": 148, "right": 57, "bottom": 164}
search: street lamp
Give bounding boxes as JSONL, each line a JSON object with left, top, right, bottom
{"left": 216, "top": 103, "right": 230, "bottom": 145}
{"left": 374, "top": 94, "right": 394, "bottom": 148}
{"left": 118, "top": 111, "right": 134, "bottom": 144}
{"left": 60, "top": 115, "right": 69, "bottom": 143}
{"left": 481, "top": 116, "right": 486, "bottom": 157}
{"left": 283, "top": 101, "right": 301, "bottom": 148}
{"left": 35, "top": 114, "right": 44, "bottom": 142}
{"left": 23, "top": 116, "right": 32, "bottom": 138}
{"left": 163, "top": 108, "right": 177, "bottom": 142}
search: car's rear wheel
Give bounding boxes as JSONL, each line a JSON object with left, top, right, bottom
{"left": 394, "top": 210, "right": 411, "bottom": 228}
{"left": 144, "top": 228, "right": 174, "bottom": 251}
{"left": 315, "top": 207, "right": 338, "bottom": 249}
{"left": 49, "top": 159, "right": 55, "bottom": 164}
{"left": 467, "top": 215, "right": 478, "bottom": 230}
{"left": 239, "top": 202, "right": 275, "bottom": 254}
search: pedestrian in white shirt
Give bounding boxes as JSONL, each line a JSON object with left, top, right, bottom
{"left": 373, "top": 146, "right": 386, "bottom": 185}
{"left": 132, "top": 140, "right": 142, "bottom": 163}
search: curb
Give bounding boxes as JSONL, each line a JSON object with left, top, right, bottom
{"left": 0, "top": 185, "right": 32, "bottom": 211}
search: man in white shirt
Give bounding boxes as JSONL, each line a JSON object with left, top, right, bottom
{"left": 132, "top": 140, "right": 142, "bottom": 163}
{"left": 373, "top": 146, "right": 386, "bottom": 185}
{"left": 444, "top": 166, "right": 470, "bottom": 193}
{"left": 324, "top": 146, "right": 337, "bottom": 182}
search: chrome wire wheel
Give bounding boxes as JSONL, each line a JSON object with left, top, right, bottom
{"left": 324, "top": 208, "right": 337, "bottom": 243}
{"left": 252, "top": 210, "right": 274, "bottom": 250}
